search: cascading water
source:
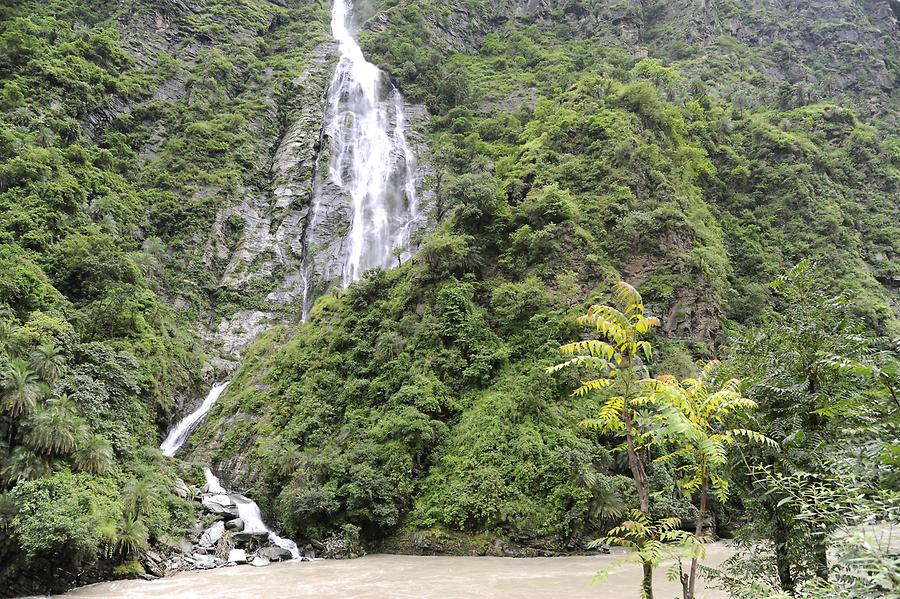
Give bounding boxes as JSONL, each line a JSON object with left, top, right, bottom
{"left": 160, "top": 382, "right": 230, "bottom": 457}
{"left": 162, "top": 387, "right": 302, "bottom": 561}
{"left": 304, "top": 0, "right": 420, "bottom": 302}
{"left": 160, "top": 0, "right": 418, "bottom": 567}
{"left": 204, "top": 468, "right": 302, "bottom": 560}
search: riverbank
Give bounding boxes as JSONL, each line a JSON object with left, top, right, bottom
{"left": 58, "top": 546, "right": 733, "bottom": 598}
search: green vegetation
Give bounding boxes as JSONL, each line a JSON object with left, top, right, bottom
{"left": 1, "top": 0, "right": 897, "bottom": 596}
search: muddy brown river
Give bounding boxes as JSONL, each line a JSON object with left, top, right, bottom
{"left": 59, "top": 544, "right": 732, "bottom": 598}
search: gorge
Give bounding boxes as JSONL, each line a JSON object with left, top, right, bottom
{"left": 0, "top": 0, "right": 897, "bottom": 597}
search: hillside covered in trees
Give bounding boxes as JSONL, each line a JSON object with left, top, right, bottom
{"left": 0, "top": 0, "right": 898, "bottom": 597}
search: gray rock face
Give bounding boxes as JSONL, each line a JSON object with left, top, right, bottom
{"left": 227, "top": 549, "right": 248, "bottom": 564}
{"left": 188, "top": 554, "right": 221, "bottom": 570}
{"left": 201, "top": 494, "right": 239, "bottom": 519}
{"left": 232, "top": 531, "right": 270, "bottom": 546}
{"left": 225, "top": 518, "right": 245, "bottom": 532}
{"left": 198, "top": 521, "right": 225, "bottom": 547}
{"left": 256, "top": 545, "right": 293, "bottom": 562}
{"left": 170, "top": 478, "right": 190, "bottom": 499}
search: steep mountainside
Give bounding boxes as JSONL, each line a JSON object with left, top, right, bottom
{"left": 186, "top": 0, "right": 898, "bottom": 553}
{"left": 0, "top": 0, "right": 897, "bottom": 594}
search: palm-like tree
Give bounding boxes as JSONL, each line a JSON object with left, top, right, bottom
{"left": 580, "top": 469, "right": 625, "bottom": 527}
{"left": 1, "top": 446, "right": 50, "bottom": 486}
{"left": 549, "top": 282, "right": 661, "bottom": 598}
{"left": 25, "top": 398, "right": 81, "bottom": 455}
{"left": 0, "top": 319, "right": 19, "bottom": 357}
{"left": 28, "top": 342, "right": 67, "bottom": 385}
{"left": 74, "top": 433, "right": 114, "bottom": 474}
{"left": 1, "top": 358, "right": 39, "bottom": 418}
{"left": 115, "top": 516, "right": 149, "bottom": 559}
{"left": 647, "top": 363, "right": 775, "bottom": 599}
{"left": 122, "top": 478, "right": 154, "bottom": 519}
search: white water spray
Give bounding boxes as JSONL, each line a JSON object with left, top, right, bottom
{"left": 202, "top": 468, "right": 302, "bottom": 560}
{"left": 326, "top": 0, "right": 419, "bottom": 286}
{"left": 160, "top": 382, "right": 230, "bottom": 457}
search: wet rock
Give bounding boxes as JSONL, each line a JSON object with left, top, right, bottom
{"left": 202, "top": 494, "right": 239, "bottom": 519}
{"left": 189, "top": 554, "right": 219, "bottom": 569}
{"left": 228, "top": 549, "right": 248, "bottom": 564}
{"left": 199, "top": 521, "right": 225, "bottom": 547}
{"left": 232, "top": 531, "right": 270, "bottom": 546}
{"left": 171, "top": 479, "right": 190, "bottom": 499}
{"left": 257, "top": 545, "right": 293, "bottom": 562}
{"left": 250, "top": 556, "right": 270, "bottom": 567}
{"left": 225, "top": 518, "right": 245, "bottom": 532}
{"left": 143, "top": 551, "right": 165, "bottom": 578}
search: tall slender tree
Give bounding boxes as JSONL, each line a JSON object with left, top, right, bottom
{"left": 549, "top": 281, "right": 662, "bottom": 597}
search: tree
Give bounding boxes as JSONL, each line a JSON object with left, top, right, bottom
{"left": 25, "top": 397, "right": 82, "bottom": 455}
{"left": 647, "top": 363, "right": 776, "bottom": 599}
{"left": 723, "top": 262, "right": 878, "bottom": 594}
{"left": 1, "top": 358, "right": 38, "bottom": 419}
{"left": 73, "top": 434, "right": 113, "bottom": 475}
{"left": 121, "top": 478, "right": 154, "bottom": 519}
{"left": 1, "top": 447, "right": 49, "bottom": 486}
{"left": 28, "top": 341, "right": 66, "bottom": 385}
{"left": 548, "top": 281, "right": 662, "bottom": 597}
{"left": 115, "top": 516, "right": 148, "bottom": 559}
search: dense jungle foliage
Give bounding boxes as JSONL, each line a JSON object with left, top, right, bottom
{"left": 0, "top": 0, "right": 897, "bottom": 596}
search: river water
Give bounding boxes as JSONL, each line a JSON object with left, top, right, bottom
{"left": 60, "top": 545, "right": 732, "bottom": 598}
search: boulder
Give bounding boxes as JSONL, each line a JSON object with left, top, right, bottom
{"left": 202, "top": 494, "right": 239, "bottom": 519}
{"left": 232, "top": 531, "right": 270, "bottom": 546}
{"left": 257, "top": 545, "right": 293, "bottom": 562}
{"left": 189, "top": 554, "right": 219, "bottom": 569}
{"left": 171, "top": 478, "right": 191, "bottom": 499}
{"left": 250, "top": 556, "right": 270, "bottom": 567}
{"left": 199, "top": 521, "right": 225, "bottom": 547}
{"left": 225, "top": 518, "right": 245, "bottom": 532}
{"left": 228, "top": 548, "right": 248, "bottom": 564}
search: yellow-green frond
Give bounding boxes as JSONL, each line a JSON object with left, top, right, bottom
{"left": 613, "top": 281, "right": 644, "bottom": 315}
{"left": 574, "top": 378, "right": 614, "bottom": 396}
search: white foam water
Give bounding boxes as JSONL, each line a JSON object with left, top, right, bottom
{"left": 202, "top": 466, "right": 301, "bottom": 560}
{"left": 326, "top": 0, "right": 420, "bottom": 286}
{"left": 160, "top": 382, "right": 230, "bottom": 457}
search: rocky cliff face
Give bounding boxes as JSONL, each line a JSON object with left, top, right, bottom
{"left": 376, "top": 0, "right": 898, "bottom": 120}
{"left": 103, "top": 1, "right": 436, "bottom": 381}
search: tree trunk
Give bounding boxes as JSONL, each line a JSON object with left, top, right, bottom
{"left": 812, "top": 537, "right": 829, "bottom": 582}
{"left": 624, "top": 413, "right": 650, "bottom": 514}
{"left": 686, "top": 472, "right": 708, "bottom": 599}
{"left": 773, "top": 513, "right": 795, "bottom": 595}
{"left": 642, "top": 560, "right": 654, "bottom": 599}
{"left": 624, "top": 410, "right": 652, "bottom": 597}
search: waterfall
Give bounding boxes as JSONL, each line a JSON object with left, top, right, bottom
{"left": 162, "top": 390, "right": 302, "bottom": 562}
{"left": 203, "top": 468, "right": 302, "bottom": 560}
{"left": 161, "top": 1, "right": 417, "bottom": 566}
{"left": 160, "top": 382, "right": 230, "bottom": 457}
{"left": 325, "top": 0, "right": 419, "bottom": 287}
{"left": 234, "top": 496, "right": 302, "bottom": 559}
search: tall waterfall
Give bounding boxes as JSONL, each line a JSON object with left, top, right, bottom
{"left": 324, "top": 0, "right": 419, "bottom": 287}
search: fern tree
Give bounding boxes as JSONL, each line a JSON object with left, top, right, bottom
{"left": 648, "top": 363, "right": 776, "bottom": 599}
{"left": 549, "top": 282, "right": 661, "bottom": 597}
